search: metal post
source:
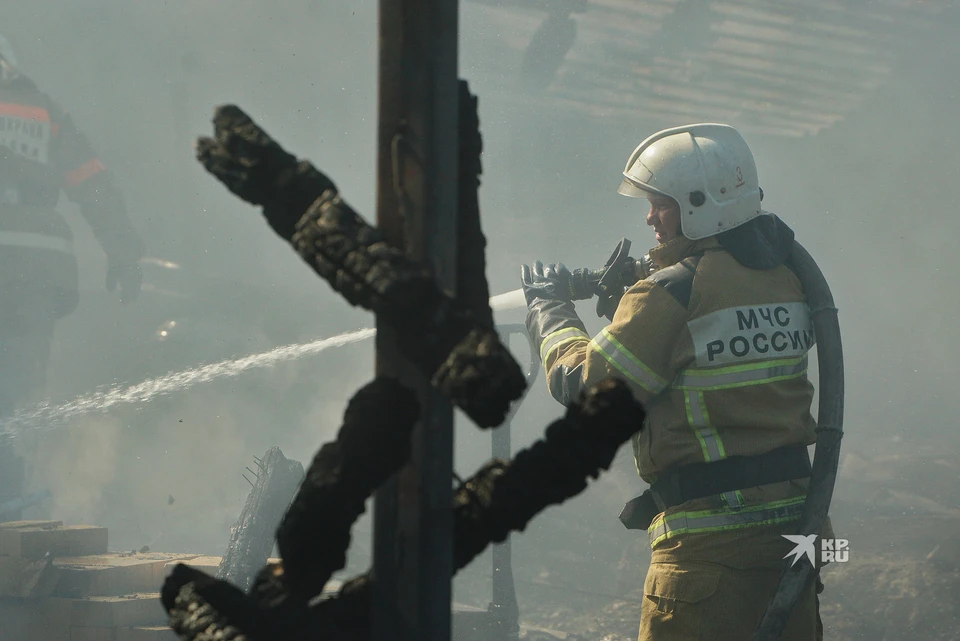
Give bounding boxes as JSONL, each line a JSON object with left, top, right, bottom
{"left": 372, "top": 2, "right": 460, "bottom": 641}
{"left": 490, "top": 328, "right": 521, "bottom": 641}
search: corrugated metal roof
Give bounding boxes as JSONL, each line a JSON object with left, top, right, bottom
{"left": 462, "top": 0, "right": 951, "bottom": 137}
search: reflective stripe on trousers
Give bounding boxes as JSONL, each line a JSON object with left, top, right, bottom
{"left": 0, "top": 231, "right": 74, "bottom": 253}
{"left": 648, "top": 496, "right": 807, "bottom": 548}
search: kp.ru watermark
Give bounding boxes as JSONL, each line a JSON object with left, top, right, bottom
{"left": 782, "top": 535, "right": 850, "bottom": 566}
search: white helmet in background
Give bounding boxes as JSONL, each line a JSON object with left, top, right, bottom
{"left": 618, "top": 123, "right": 763, "bottom": 240}
{"left": 0, "top": 34, "right": 17, "bottom": 68}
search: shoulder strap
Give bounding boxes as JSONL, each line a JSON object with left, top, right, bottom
{"left": 647, "top": 254, "right": 701, "bottom": 308}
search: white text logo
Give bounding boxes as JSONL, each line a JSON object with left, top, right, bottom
{"left": 782, "top": 535, "right": 849, "bottom": 566}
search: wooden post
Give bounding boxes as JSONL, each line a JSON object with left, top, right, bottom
{"left": 371, "top": 2, "right": 459, "bottom": 641}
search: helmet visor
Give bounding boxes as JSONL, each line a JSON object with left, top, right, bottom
{"left": 617, "top": 175, "right": 673, "bottom": 201}
{"left": 617, "top": 177, "right": 649, "bottom": 198}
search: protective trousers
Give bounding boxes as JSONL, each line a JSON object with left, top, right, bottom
{"left": 0, "top": 296, "right": 57, "bottom": 522}
{"left": 638, "top": 560, "right": 823, "bottom": 641}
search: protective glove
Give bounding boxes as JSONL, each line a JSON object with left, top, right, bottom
{"left": 520, "top": 261, "right": 574, "bottom": 306}
{"left": 106, "top": 259, "right": 142, "bottom": 304}
{"left": 521, "top": 261, "right": 590, "bottom": 405}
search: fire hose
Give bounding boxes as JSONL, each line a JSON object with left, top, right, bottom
{"left": 490, "top": 236, "right": 843, "bottom": 639}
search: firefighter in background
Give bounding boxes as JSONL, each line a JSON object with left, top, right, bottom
{"left": 521, "top": 124, "right": 827, "bottom": 640}
{"left": 0, "top": 35, "right": 144, "bottom": 519}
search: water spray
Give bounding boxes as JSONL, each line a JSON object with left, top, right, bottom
{"left": 0, "top": 328, "right": 375, "bottom": 440}
{"left": 0, "top": 290, "right": 532, "bottom": 441}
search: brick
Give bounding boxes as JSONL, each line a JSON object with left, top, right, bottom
{"left": 0, "top": 525, "right": 108, "bottom": 559}
{"left": 67, "top": 593, "right": 168, "bottom": 628}
{"left": 39, "top": 596, "right": 75, "bottom": 639}
{"left": 0, "top": 554, "right": 60, "bottom": 598}
{"left": 61, "top": 526, "right": 110, "bottom": 557}
{"left": 0, "top": 520, "right": 63, "bottom": 530}
{"left": 17, "top": 555, "right": 59, "bottom": 598}
{"left": 0, "top": 526, "right": 62, "bottom": 558}
{"left": 161, "top": 555, "right": 283, "bottom": 579}
{"left": 0, "top": 598, "right": 33, "bottom": 641}
{"left": 0, "top": 555, "right": 16, "bottom": 595}
{"left": 116, "top": 627, "right": 178, "bottom": 641}
{"left": 0, "top": 595, "right": 72, "bottom": 641}
{"left": 54, "top": 553, "right": 199, "bottom": 598}
{"left": 162, "top": 555, "right": 221, "bottom": 576}
{"left": 71, "top": 626, "right": 117, "bottom": 641}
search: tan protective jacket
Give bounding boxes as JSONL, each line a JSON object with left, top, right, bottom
{"left": 540, "top": 232, "right": 817, "bottom": 550}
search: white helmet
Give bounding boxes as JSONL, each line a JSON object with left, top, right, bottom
{"left": 617, "top": 123, "right": 763, "bottom": 240}
{"left": 0, "top": 35, "right": 16, "bottom": 68}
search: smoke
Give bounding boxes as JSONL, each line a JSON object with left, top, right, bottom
{"left": 30, "top": 415, "right": 123, "bottom": 527}
{"left": 0, "top": 0, "right": 381, "bottom": 555}
{"left": 0, "top": 1, "right": 958, "bottom": 636}
{"left": 22, "top": 330, "right": 375, "bottom": 552}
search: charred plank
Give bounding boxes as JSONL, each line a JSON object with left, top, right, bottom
{"left": 455, "top": 80, "right": 494, "bottom": 330}
{"left": 195, "top": 105, "right": 524, "bottom": 428}
{"left": 161, "top": 379, "right": 644, "bottom": 641}
{"left": 451, "top": 378, "right": 644, "bottom": 568}
{"left": 275, "top": 377, "right": 419, "bottom": 598}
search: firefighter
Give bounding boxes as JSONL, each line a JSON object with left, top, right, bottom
{"left": 521, "top": 124, "right": 827, "bottom": 640}
{"left": 0, "top": 35, "right": 144, "bottom": 519}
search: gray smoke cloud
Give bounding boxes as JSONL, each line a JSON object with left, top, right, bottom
{"left": 0, "top": 1, "right": 957, "bottom": 637}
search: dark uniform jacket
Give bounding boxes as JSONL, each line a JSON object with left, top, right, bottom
{"left": 0, "top": 73, "right": 143, "bottom": 318}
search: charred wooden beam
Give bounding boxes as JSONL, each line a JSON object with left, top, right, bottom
{"left": 455, "top": 82, "right": 494, "bottom": 330}
{"left": 371, "top": 2, "right": 460, "bottom": 638}
{"left": 164, "top": 574, "right": 248, "bottom": 641}
{"left": 162, "top": 376, "right": 419, "bottom": 641}
{"left": 164, "top": 562, "right": 372, "bottom": 641}
{"left": 194, "top": 105, "right": 525, "bottom": 429}
{"left": 160, "top": 378, "right": 645, "bottom": 641}
{"left": 275, "top": 377, "right": 419, "bottom": 598}
{"left": 451, "top": 378, "right": 643, "bottom": 567}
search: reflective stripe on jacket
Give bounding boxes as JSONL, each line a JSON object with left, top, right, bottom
{"left": 0, "top": 74, "right": 143, "bottom": 311}
{"left": 541, "top": 231, "right": 817, "bottom": 548}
